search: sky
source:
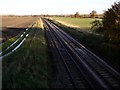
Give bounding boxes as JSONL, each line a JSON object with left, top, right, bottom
{"left": 0, "top": 0, "right": 119, "bottom": 15}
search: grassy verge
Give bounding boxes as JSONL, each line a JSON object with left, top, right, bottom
{"left": 3, "top": 18, "right": 53, "bottom": 88}
{"left": 48, "top": 18, "right": 120, "bottom": 72}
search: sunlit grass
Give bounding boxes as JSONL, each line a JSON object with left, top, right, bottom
{"left": 51, "top": 17, "right": 101, "bottom": 30}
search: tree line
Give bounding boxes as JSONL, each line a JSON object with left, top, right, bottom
{"left": 70, "top": 11, "right": 103, "bottom": 18}
{"left": 41, "top": 11, "right": 103, "bottom": 19}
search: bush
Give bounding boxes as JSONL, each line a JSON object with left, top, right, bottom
{"left": 103, "top": 2, "right": 120, "bottom": 43}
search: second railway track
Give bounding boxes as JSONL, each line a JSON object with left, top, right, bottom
{"left": 42, "top": 18, "right": 120, "bottom": 89}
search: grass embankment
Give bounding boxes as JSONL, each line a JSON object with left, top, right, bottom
{"left": 48, "top": 18, "right": 120, "bottom": 72}
{"left": 3, "top": 18, "right": 53, "bottom": 88}
{"left": 51, "top": 17, "right": 101, "bottom": 30}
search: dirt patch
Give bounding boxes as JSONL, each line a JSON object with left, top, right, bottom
{"left": 2, "top": 16, "right": 37, "bottom": 28}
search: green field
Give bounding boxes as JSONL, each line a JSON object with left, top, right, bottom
{"left": 3, "top": 19, "right": 53, "bottom": 88}
{"left": 51, "top": 17, "right": 101, "bottom": 30}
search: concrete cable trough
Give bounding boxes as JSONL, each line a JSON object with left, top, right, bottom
{"left": 0, "top": 28, "right": 31, "bottom": 60}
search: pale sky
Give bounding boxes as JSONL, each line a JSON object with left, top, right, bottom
{"left": 0, "top": 0, "right": 119, "bottom": 15}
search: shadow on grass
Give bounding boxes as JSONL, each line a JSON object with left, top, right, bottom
{"left": 2, "top": 27, "right": 26, "bottom": 43}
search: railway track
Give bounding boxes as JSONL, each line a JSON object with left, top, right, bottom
{"left": 42, "top": 18, "right": 120, "bottom": 89}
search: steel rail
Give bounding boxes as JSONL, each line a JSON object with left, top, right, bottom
{"left": 47, "top": 19, "right": 120, "bottom": 88}
{"left": 44, "top": 19, "right": 111, "bottom": 88}
{"left": 43, "top": 18, "right": 120, "bottom": 89}
{"left": 43, "top": 19, "right": 92, "bottom": 88}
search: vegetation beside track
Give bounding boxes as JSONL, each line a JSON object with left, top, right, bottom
{"left": 48, "top": 18, "right": 120, "bottom": 72}
{"left": 3, "top": 18, "right": 53, "bottom": 88}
